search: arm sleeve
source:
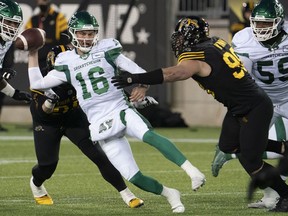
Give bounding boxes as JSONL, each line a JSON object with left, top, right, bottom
{"left": 29, "top": 68, "right": 65, "bottom": 90}
{"left": 115, "top": 54, "right": 146, "bottom": 74}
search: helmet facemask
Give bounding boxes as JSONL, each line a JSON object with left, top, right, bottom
{"left": 68, "top": 11, "right": 99, "bottom": 53}
{"left": 171, "top": 31, "right": 195, "bottom": 58}
{"left": 171, "top": 16, "right": 209, "bottom": 58}
{"left": 69, "top": 27, "right": 98, "bottom": 53}
{"left": 250, "top": 16, "right": 283, "bottom": 41}
{"left": 0, "top": 0, "right": 23, "bottom": 41}
{"left": 250, "top": 0, "right": 285, "bottom": 42}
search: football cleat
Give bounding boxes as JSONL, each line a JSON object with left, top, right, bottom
{"left": 30, "top": 177, "right": 53, "bottom": 205}
{"left": 165, "top": 187, "right": 185, "bottom": 213}
{"left": 211, "top": 145, "right": 231, "bottom": 177}
{"left": 191, "top": 175, "right": 206, "bottom": 191}
{"left": 247, "top": 200, "right": 267, "bottom": 209}
{"left": 248, "top": 187, "right": 279, "bottom": 209}
{"left": 128, "top": 198, "right": 144, "bottom": 208}
{"left": 189, "top": 166, "right": 206, "bottom": 191}
{"left": 34, "top": 195, "right": 54, "bottom": 205}
{"left": 269, "top": 197, "right": 288, "bottom": 212}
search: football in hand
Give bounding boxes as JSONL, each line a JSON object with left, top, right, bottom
{"left": 14, "top": 28, "right": 46, "bottom": 51}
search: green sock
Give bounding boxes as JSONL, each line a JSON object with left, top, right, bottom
{"left": 143, "top": 130, "right": 186, "bottom": 166}
{"left": 129, "top": 171, "right": 163, "bottom": 195}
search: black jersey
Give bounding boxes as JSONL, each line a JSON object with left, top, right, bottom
{"left": 30, "top": 83, "right": 79, "bottom": 125}
{"left": 178, "top": 36, "right": 269, "bottom": 116}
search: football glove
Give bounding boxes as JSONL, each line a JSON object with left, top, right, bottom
{"left": 111, "top": 72, "right": 140, "bottom": 89}
{"left": 12, "top": 89, "right": 32, "bottom": 103}
{"left": 1, "top": 68, "right": 17, "bottom": 80}
{"left": 132, "top": 96, "right": 159, "bottom": 109}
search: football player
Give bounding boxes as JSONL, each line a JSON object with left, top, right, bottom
{"left": 27, "top": 45, "right": 145, "bottom": 208}
{"left": 211, "top": 0, "right": 288, "bottom": 210}
{"left": 0, "top": 0, "right": 31, "bottom": 103}
{"left": 27, "top": 11, "right": 207, "bottom": 213}
{"left": 111, "top": 15, "right": 288, "bottom": 212}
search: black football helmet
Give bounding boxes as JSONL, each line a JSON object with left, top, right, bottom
{"left": 171, "top": 16, "right": 209, "bottom": 57}
{"left": 250, "top": 0, "right": 285, "bottom": 41}
{"left": 46, "top": 45, "right": 71, "bottom": 71}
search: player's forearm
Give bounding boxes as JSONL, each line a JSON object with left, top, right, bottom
{"left": 28, "top": 67, "right": 44, "bottom": 85}
{"left": 28, "top": 51, "right": 39, "bottom": 68}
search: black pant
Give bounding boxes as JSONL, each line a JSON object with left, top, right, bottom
{"left": 219, "top": 95, "right": 273, "bottom": 175}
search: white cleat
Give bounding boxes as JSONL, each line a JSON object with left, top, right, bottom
{"left": 165, "top": 187, "right": 185, "bottom": 213}
{"left": 248, "top": 187, "right": 279, "bottom": 209}
{"left": 191, "top": 172, "right": 206, "bottom": 191}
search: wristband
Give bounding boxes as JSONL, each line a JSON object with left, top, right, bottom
{"left": 1, "top": 82, "right": 15, "bottom": 97}
{"left": 137, "top": 68, "right": 164, "bottom": 84}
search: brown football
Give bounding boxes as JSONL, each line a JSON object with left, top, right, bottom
{"left": 14, "top": 28, "right": 46, "bottom": 51}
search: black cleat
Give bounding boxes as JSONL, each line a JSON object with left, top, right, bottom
{"left": 269, "top": 197, "right": 288, "bottom": 212}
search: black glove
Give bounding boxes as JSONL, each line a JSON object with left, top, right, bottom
{"left": 12, "top": 89, "right": 32, "bottom": 103}
{"left": 111, "top": 72, "right": 140, "bottom": 89}
{"left": 1, "top": 68, "right": 17, "bottom": 80}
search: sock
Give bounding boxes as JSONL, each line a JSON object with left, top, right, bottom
{"left": 142, "top": 130, "right": 186, "bottom": 166}
{"left": 119, "top": 187, "right": 136, "bottom": 205}
{"left": 180, "top": 160, "right": 203, "bottom": 178}
{"left": 129, "top": 171, "right": 163, "bottom": 195}
{"left": 161, "top": 186, "right": 172, "bottom": 197}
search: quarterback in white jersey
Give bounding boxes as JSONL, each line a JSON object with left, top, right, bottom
{"left": 28, "top": 11, "right": 206, "bottom": 213}
{"left": 211, "top": 0, "right": 288, "bottom": 211}
{"left": 0, "top": 0, "right": 31, "bottom": 102}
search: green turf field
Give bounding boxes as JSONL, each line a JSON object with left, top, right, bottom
{"left": 0, "top": 125, "right": 280, "bottom": 215}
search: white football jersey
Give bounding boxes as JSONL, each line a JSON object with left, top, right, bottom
{"left": 52, "top": 38, "right": 145, "bottom": 126}
{"left": 0, "top": 41, "right": 12, "bottom": 68}
{"left": 232, "top": 22, "right": 288, "bottom": 105}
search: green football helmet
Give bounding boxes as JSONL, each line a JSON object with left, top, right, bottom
{"left": 250, "top": 0, "right": 285, "bottom": 41}
{"left": 68, "top": 11, "right": 99, "bottom": 53}
{"left": 0, "top": 0, "right": 23, "bottom": 41}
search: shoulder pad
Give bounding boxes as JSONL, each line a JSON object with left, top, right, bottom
{"left": 283, "top": 21, "right": 288, "bottom": 33}
{"left": 54, "top": 50, "right": 73, "bottom": 67}
{"left": 232, "top": 27, "right": 252, "bottom": 48}
{"left": 97, "top": 38, "right": 122, "bottom": 52}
